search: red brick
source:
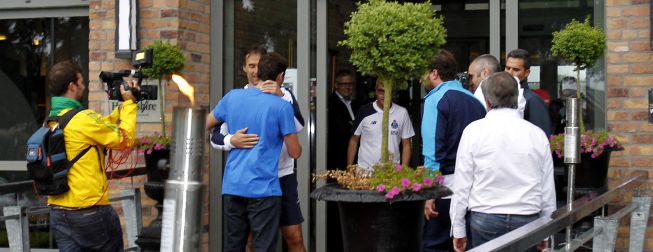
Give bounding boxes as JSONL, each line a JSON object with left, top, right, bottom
{"left": 608, "top": 75, "right": 624, "bottom": 86}
{"left": 161, "top": 9, "right": 178, "bottom": 17}
{"left": 608, "top": 41, "right": 630, "bottom": 52}
{"left": 628, "top": 18, "right": 649, "bottom": 28}
{"left": 607, "top": 52, "right": 624, "bottom": 63}
{"left": 631, "top": 41, "right": 651, "bottom": 52}
{"left": 631, "top": 64, "right": 653, "bottom": 74}
{"left": 628, "top": 40, "right": 651, "bottom": 52}
{"left": 624, "top": 52, "right": 653, "bottom": 63}
{"left": 608, "top": 111, "right": 630, "bottom": 121}
{"left": 624, "top": 98, "right": 647, "bottom": 108}
{"left": 623, "top": 30, "right": 640, "bottom": 39}
{"left": 624, "top": 145, "right": 653, "bottom": 155}
{"left": 608, "top": 100, "right": 624, "bottom": 109}
{"left": 632, "top": 111, "right": 649, "bottom": 120}
{"left": 610, "top": 157, "right": 631, "bottom": 166}
{"left": 161, "top": 30, "right": 178, "bottom": 39}
{"left": 633, "top": 135, "right": 653, "bottom": 144}
{"left": 608, "top": 64, "right": 629, "bottom": 74}
{"left": 608, "top": 87, "right": 630, "bottom": 97}
{"left": 622, "top": 5, "right": 650, "bottom": 16}
{"left": 607, "top": 30, "right": 623, "bottom": 40}
{"left": 631, "top": 87, "right": 648, "bottom": 97}
{"left": 608, "top": 19, "right": 627, "bottom": 29}
{"left": 606, "top": 0, "right": 632, "bottom": 6}
{"left": 641, "top": 122, "right": 653, "bottom": 132}
{"left": 606, "top": 6, "right": 623, "bottom": 17}
{"left": 624, "top": 76, "right": 653, "bottom": 86}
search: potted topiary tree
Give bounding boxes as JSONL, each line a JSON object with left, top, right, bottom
{"left": 312, "top": 1, "right": 449, "bottom": 251}
{"left": 550, "top": 17, "right": 622, "bottom": 189}
{"left": 134, "top": 40, "right": 184, "bottom": 251}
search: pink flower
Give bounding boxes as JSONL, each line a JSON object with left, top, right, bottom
{"left": 377, "top": 184, "right": 386, "bottom": 192}
{"left": 401, "top": 178, "right": 411, "bottom": 188}
{"left": 385, "top": 191, "right": 396, "bottom": 199}
{"left": 390, "top": 186, "right": 400, "bottom": 195}
{"left": 423, "top": 178, "right": 433, "bottom": 186}
{"left": 436, "top": 176, "right": 445, "bottom": 185}
{"left": 395, "top": 165, "right": 403, "bottom": 172}
{"left": 412, "top": 183, "right": 422, "bottom": 192}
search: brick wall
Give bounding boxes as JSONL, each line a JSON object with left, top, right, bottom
{"left": 605, "top": 0, "right": 653, "bottom": 250}
{"left": 88, "top": 0, "right": 211, "bottom": 250}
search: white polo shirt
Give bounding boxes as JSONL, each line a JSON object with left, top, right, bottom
{"left": 353, "top": 102, "right": 415, "bottom": 169}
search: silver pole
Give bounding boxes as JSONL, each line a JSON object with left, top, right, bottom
{"left": 160, "top": 107, "right": 206, "bottom": 252}
{"left": 564, "top": 98, "right": 580, "bottom": 249}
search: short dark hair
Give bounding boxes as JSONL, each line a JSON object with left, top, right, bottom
{"left": 482, "top": 72, "right": 518, "bottom": 109}
{"left": 243, "top": 45, "right": 267, "bottom": 64}
{"left": 335, "top": 69, "right": 354, "bottom": 83}
{"left": 506, "top": 49, "right": 531, "bottom": 69}
{"left": 428, "top": 49, "right": 457, "bottom": 81}
{"left": 47, "top": 61, "right": 82, "bottom": 96}
{"left": 473, "top": 54, "right": 500, "bottom": 74}
{"left": 257, "top": 52, "right": 288, "bottom": 81}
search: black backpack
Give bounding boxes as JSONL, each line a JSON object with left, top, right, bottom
{"left": 25, "top": 109, "right": 92, "bottom": 195}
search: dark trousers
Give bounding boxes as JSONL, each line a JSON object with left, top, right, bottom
{"left": 224, "top": 195, "right": 282, "bottom": 252}
{"left": 422, "top": 198, "right": 454, "bottom": 252}
{"left": 50, "top": 205, "right": 124, "bottom": 252}
{"left": 469, "top": 211, "right": 539, "bottom": 250}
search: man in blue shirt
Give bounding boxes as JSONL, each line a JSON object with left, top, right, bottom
{"left": 421, "top": 50, "right": 486, "bottom": 252}
{"left": 206, "top": 52, "right": 301, "bottom": 251}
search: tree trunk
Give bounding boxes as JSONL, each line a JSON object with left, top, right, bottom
{"left": 379, "top": 76, "right": 393, "bottom": 163}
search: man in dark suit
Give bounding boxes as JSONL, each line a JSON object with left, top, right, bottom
{"left": 328, "top": 69, "right": 360, "bottom": 171}
{"left": 326, "top": 69, "right": 359, "bottom": 252}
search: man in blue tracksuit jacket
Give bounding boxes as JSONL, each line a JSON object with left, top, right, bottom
{"left": 421, "top": 50, "right": 486, "bottom": 252}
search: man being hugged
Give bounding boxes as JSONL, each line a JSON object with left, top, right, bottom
{"left": 206, "top": 52, "right": 301, "bottom": 251}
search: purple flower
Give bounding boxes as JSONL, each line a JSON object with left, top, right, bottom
{"left": 377, "top": 184, "right": 386, "bottom": 192}
{"left": 423, "top": 178, "right": 433, "bottom": 186}
{"left": 412, "top": 183, "right": 422, "bottom": 192}
{"left": 395, "top": 165, "right": 403, "bottom": 172}
{"left": 436, "top": 176, "right": 445, "bottom": 185}
{"left": 401, "top": 178, "right": 411, "bottom": 188}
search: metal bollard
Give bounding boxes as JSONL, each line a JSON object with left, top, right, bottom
{"left": 564, "top": 98, "right": 580, "bottom": 249}
{"left": 160, "top": 107, "right": 206, "bottom": 252}
{"left": 3, "top": 206, "right": 29, "bottom": 252}
{"left": 121, "top": 189, "right": 143, "bottom": 251}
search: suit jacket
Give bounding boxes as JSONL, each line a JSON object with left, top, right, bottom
{"left": 327, "top": 92, "right": 360, "bottom": 170}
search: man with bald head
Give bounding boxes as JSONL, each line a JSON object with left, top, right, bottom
{"left": 450, "top": 72, "right": 555, "bottom": 251}
{"left": 468, "top": 54, "right": 526, "bottom": 117}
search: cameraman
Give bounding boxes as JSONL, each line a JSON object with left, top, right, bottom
{"left": 47, "top": 61, "right": 138, "bottom": 251}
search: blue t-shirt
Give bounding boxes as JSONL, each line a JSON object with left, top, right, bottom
{"left": 213, "top": 88, "right": 297, "bottom": 197}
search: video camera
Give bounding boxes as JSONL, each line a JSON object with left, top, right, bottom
{"left": 100, "top": 49, "right": 156, "bottom": 101}
{"left": 457, "top": 71, "right": 470, "bottom": 90}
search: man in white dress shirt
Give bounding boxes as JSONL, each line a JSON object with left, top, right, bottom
{"left": 449, "top": 72, "right": 556, "bottom": 251}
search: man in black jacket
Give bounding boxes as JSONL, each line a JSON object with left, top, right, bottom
{"left": 326, "top": 69, "right": 360, "bottom": 252}
{"left": 327, "top": 69, "right": 360, "bottom": 171}
{"left": 505, "top": 49, "right": 553, "bottom": 137}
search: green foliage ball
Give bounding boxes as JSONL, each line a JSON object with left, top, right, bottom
{"left": 142, "top": 40, "right": 185, "bottom": 80}
{"left": 339, "top": 0, "right": 446, "bottom": 86}
{"left": 551, "top": 17, "right": 606, "bottom": 70}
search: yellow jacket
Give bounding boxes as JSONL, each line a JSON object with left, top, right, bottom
{"left": 48, "top": 100, "right": 137, "bottom": 208}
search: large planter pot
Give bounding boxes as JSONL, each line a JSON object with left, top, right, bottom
{"left": 311, "top": 183, "right": 451, "bottom": 252}
{"left": 136, "top": 148, "right": 170, "bottom": 251}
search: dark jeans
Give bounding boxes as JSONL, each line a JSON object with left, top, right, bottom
{"left": 50, "top": 205, "right": 124, "bottom": 252}
{"left": 469, "top": 211, "right": 539, "bottom": 250}
{"left": 224, "top": 195, "right": 282, "bottom": 252}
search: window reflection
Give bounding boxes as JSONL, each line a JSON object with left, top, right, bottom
{"left": 0, "top": 17, "right": 88, "bottom": 162}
